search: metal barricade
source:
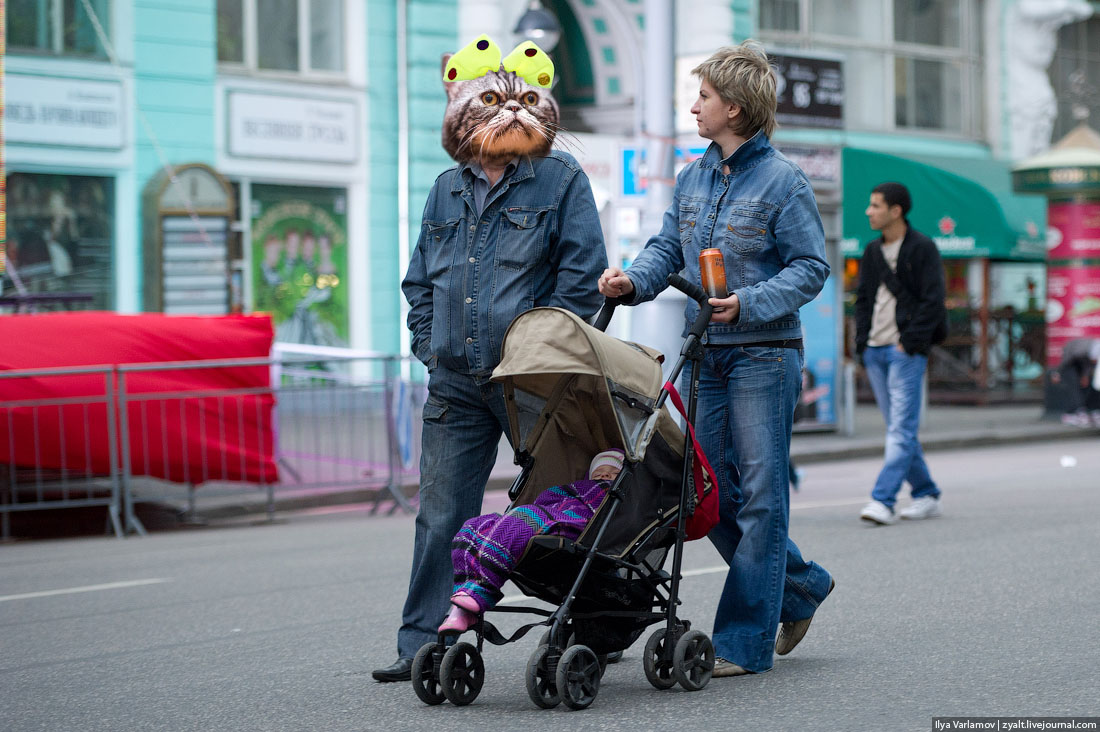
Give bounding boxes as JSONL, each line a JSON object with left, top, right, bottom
{"left": 0, "top": 365, "right": 123, "bottom": 540}
{"left": 269, "top": 353, "right": 418, "bottom": 515}
{"left": 1, "top": 354, "right": 426, "bottom": 538}
{"left": 116, "top": 354, "right": 419, "bottom": 536}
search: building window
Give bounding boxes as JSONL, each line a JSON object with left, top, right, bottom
{"left": 759, "top": 0, "right": 981, "bottom": 137}
{"left": 3, "top": 173, "right": 115, "bottom": 310}
{"left": 1051, "top": 16, "right": 1100, "bottom": 141}
{"left": 217, "top": 0, "right": 345, "bottom": 76}
{"left": 5, "top": 0, "right": 110, "bottom": 58}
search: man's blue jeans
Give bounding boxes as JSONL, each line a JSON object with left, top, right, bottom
{"left": 396, "top": 366, "right": 511, "bottom": 659}
{"left": 862, "top": 345, "right": 939, "bottom": 509}
{"left": 687, "top": 345, "right": 833, "bottom": 673}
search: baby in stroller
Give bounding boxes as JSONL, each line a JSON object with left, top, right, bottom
{"left": 439, "top": 449, "right": 627, "bottom": 633}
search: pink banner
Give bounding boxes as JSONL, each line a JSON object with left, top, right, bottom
{"left": 1046, "top": 266, "right": 1100, "bottom": 367}
{"left": 1047, "top": 202, "right": 1100, "bottom": 259}
{"left": 1045, "top": 201, "right": 1100, "bottom": 367}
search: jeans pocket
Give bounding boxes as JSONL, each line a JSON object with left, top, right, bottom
{"left": 423, "top": 220, "right": 461, "bottom": 278}
{"left": 741, "top": 345, "right": 784, "bottom": 362}
{"left": 679, "top": 205, "right": 700, "bottom": 247}
{"left": 423, "top": 395, "right": 448, "bottom": 423}
{"left": 497, "top": 208, "right": 549, "bottom": 270}
{"left": 724, "top": 203, "right": 772, "bottom": 253}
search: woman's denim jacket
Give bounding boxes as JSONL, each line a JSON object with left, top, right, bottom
{"left": 401, "top": 151, "right": 607, "bottom": 375}
{"left": 625, "top": 132, "right": 829, "bottom": 344}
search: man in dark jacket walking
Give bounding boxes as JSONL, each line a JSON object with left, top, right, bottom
{"left": 854, "top": 182, "right": 947, "bottom": 525}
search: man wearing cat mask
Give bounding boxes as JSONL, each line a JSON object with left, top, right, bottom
{"left": 373, "top": 35, "right": 607, "bottom": 682}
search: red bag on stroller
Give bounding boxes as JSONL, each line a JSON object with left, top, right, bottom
{"left": 663, "top": 381, "right": 720, "bottom": 541}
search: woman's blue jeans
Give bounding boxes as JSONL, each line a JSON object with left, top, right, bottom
{"left": 396, "top": 366, "right": 511, "bottom": 659}
{"left": 861, "top": 345, "right": 939, "bottom": 509}
{"left": 687, "top": 345, "right": 833, "bottom": 673}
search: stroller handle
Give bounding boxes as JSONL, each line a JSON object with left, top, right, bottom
{"left": 592, "top": 296, "right": 626, "bottom": 332}
{"left": 667, "top": 273, "right": 716, "bottom": 341}
{"left": 666, "top": 273, "right": 707, "bottom": 304}
{"left": 593, "top": 274, "right": 711, "bottom": 334}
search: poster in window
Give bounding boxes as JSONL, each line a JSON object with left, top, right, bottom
{"left": 2, "top": 173, "right": 114, "bottom": 309}
{"left": 250, "top": 184, "right": 349, "bottom": 347}
{"left": 771, "top": 51, "right": 844, "bottom": 129}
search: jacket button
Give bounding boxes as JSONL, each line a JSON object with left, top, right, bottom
{"left": 468, "top": 257, "right": 476, "bottom": 263}
{"left": 465, "top": 297, "right": 473, "bottom": 304}
{"left": 465, "top": 337, "right": 474, "bottom": 344}
{"left": 469, "top": 225, "right": 476, "bottom": 231}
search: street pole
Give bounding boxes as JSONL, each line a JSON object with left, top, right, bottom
{"left": 632, "top": 0, "right": 684, "bottom": 373}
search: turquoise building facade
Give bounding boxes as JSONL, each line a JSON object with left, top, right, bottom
{"left": 4, "top": 0, "right": 1095, "bottom": 397}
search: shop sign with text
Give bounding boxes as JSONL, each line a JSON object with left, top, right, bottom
{"left": 4, "top": 75, "right": 124, "bottom": 149}
{"left": 228, "top": 91, "right": 358, "bottom": 163}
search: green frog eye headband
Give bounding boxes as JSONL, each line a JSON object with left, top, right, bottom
{"left": 444, "top": 34, "right": 555, "bottom": 89}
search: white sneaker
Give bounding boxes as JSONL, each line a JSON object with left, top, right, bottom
{"left": 1061, "top": 411, "right": 1092, "bottom": 428}
{"left": 899, "top": 496, "right": 942, "bottom": 520}
{"left": 859, "top": 501, "right": 896, "bottom": 525}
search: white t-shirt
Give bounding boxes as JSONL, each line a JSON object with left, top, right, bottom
{"left": 867, "top": 238, "right": 903, "bottom": 347}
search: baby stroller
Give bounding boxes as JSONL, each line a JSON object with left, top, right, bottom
{"left": 411, "top": 275, "right": 724, "bottom": 710}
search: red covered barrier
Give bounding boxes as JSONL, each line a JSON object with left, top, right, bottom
{"left": 0, "top": 312, "right": 277, "bottom": 485}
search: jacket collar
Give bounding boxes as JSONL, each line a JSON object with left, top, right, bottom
{"left": 871, "top": 222, "right": 916, "bottom": 251}
{"left": 452, "top": 155, "right": 536, "bottom": 193}
{"left": 698, "top": 130, "right": 772, "bottom": 173}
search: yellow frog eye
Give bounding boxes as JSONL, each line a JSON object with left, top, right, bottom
{"left": 501, "top": 41, "right": 555, "bottom": 88}
{"left": 481, "top": 91, "right": 499, "bottom": 105}
{"left": 444, "top": 34, "right": 503, "bottom": 83}
{"left": 522, "top": 92, "right": 539, "bottom": 106}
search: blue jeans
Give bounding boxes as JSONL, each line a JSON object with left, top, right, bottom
{"left": 396, "top": 366, "right": 512, "bottom": 658}
{"left": 687, "top": 346, "right": 833, "bottom": 673}
{"left": 862, "top": 345, "right": 939, "bottom": 509}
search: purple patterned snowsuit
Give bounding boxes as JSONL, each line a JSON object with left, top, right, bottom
{"left": 451, "top": 479, "right": 608, "bottom": 613}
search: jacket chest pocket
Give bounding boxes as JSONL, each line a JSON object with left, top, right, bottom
{"left": 724, "top": 205, "right": 770, "bottom": 253}
{"left": 497, "top": 208, "right": 549, "bottom": 270}
{"left": 679, "top": 205, "right": 700, "bottom": 247}
{"left": 423, "top": 220, "right": 461, "bottom": 278}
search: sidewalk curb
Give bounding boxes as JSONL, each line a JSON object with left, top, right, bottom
{"left": 790, "top": 424, "right": 1096, "bottom": 463}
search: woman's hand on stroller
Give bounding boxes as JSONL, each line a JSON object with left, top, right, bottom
{"left": 707, "top": 293, "right": 740, "bottom": 323}
{"left": 598, "top": 267, "right": 635, "bottom": 298}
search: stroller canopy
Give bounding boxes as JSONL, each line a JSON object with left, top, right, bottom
{"left": 492, "top": 308, "right": 683, "bottom": 485}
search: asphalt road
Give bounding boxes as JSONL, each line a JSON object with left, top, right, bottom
{"left": 2, "top": 438, "right": 1098, "bottom": 732}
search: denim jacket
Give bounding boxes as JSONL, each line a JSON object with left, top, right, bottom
{"left": 402, "top": 151, "right": 607, "bottom": 374}
{"left": 625, "top": 133, "right": 829, "bottom": 344}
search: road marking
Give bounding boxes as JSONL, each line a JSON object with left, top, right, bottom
{"left": 682, "top": 565, "right": 726, "bottom": 577}
{"left": 0, "top": 578, "right": 170, "bottom": 603}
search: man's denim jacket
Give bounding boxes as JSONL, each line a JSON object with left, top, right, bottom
{"left": 625, "top": 132, "right": 829, "bottom": 344}
{"left": 402, "top": 151, "right": 607, "bottom": 375}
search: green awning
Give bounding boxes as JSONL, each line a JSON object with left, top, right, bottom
{"left": 841, "top": 148, "right": 1048, "bottom": 260}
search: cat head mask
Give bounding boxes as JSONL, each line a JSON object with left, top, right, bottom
{"left": 440, "top": 35, "right": 560, "bottom": 165}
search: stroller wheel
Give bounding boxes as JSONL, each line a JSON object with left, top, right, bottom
{"left": 673, "top": 630, "right": 715, "bottom": 691}
{"left": 642, "top": 628, "right": 677, "bottom": 690}
{"left": 439, "top": 642, "right": 485, "bottom": 706}
{"left": 411, "top": 642, "right": 446, "bottom": 706}
{"left": 606, "top": 650, "right": 624, "bottom": 664}
{"left": 556, "top": 645, "right": 601, "bottom": 711}
{"left": 539, "top": 629, "right": 608, "bottom": 677}
{"left": 525, "top": 644, "right": 561, "bottom": 709}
